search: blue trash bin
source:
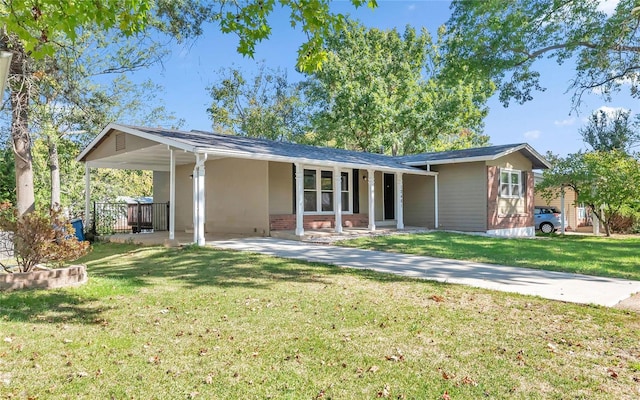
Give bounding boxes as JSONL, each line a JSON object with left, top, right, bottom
{"left": 70, "top": 218, "right": 85, "bottom": 241}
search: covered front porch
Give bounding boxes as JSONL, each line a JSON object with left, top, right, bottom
{"left": 77, "top": 124, "right": 440, "bottom": 246}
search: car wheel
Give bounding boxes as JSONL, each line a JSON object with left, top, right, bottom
{"left": 540, "top": 222, "right": 554, "bottom": 234}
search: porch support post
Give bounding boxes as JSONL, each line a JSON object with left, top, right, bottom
{"left": 560, "top": 186, "right": 566, "bottom": 235}
{"left": 396, "top": 172, "right": 404, "bottom": 230}
{"left": 193, "top": 153, "right": 207, "bottom": 246}
{"left": 295, "top": 163, "right": 304, "bottom": 237}
{"left": 334, "top": 166, "right": 343, "bottom": 233}
{"left": 84, "top": 164, "right": 91, "bottom": 230}
{"left": 169, "top": 148, "right": 176, "bottom": 240}
{"left": 434, "top": 174, "right": 439, "bottom": 229}
{"left": 367, "top": 169, "right": 375, "bottom": 231}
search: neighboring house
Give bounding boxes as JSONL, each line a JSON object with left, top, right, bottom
{"left": 77, "top": 123, "right": 551, "bottom": 244}
{"left": 533, "top": 172, "right": 588, "bottom": 231}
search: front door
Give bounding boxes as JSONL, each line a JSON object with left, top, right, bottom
{"left": 383, "top": 173, "right": 395, "bottom": 220}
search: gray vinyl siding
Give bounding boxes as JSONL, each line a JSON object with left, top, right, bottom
{"left": 403, "top": 174, "right": 435, "bottom": 228}
{"left": 434, "top": 162, "right": 487, "bottom": 232}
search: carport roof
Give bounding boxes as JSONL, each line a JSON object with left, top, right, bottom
{"left": 77, "top": 123, "right": 433, "bottom": 175}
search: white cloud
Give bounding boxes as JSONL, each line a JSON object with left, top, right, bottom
{"left": 523, "top": 130, "right": 541, "bottom": 140}
{"left": 595, "top": 105, "right": 629, "bottom": 118}
{"left": 597, "top": 0, "right": 620, "bottom": 15}
{"left": 407, "top": 4, "right": 416, "bottom": 11}
{"left": 554, "top": 117, "right": 576, "bottom": 127}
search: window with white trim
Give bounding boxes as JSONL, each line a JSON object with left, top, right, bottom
{"left": 500, "top": 169, "right": 522, "bottom": 198}
{"left": 303, "top": 168, "right": 352, "bottom": 213}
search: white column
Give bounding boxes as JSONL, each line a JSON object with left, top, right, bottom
{"left": 396, "top": 172, "right": 404, "bottom": 229}
{"left": 169, "top": 148, "right": 176, "bottom": 240}
{"left": 193, "top": 154, "right": 207, "bottom": 246}
{"left": 367, "top": 169, "right": 376, "bottom": 231}
{"left": 334, "top": 166, "right": 343, "bottom": 233}
{"left": 192, "top": 161, "right": 199, "bottom": 244}
{"left": 434, "top": 174, "right": 439, "bottom": 229}
{"left": 295, "top": 163, "right": 304, "bottom": 236}
{"left": 84, "top": 164, "right": 91, "bottom": 230}
{"left": 196, "top": 156, "right": 206, "bottom": 246}
{"left": 560, "top": 187, "right": 566, "bottom": 235}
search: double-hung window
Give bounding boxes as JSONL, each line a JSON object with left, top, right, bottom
{"left": 303, "top": 168, "right": 352, "bottom": 213}
{"left": 500, "top": 169, "right": 522, "bottom": 198}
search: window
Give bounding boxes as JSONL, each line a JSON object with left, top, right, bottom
{"left": 302, "top": 168, "right": 352, "bottom": 213}
{"left": 303, "top": 169, "right": 317, "bottom": 212}
{"left": 341, "top": 172, "right": 349, "bottom": 212}
{"left": 500, "top": 169, "right": 522, "bottom": 198}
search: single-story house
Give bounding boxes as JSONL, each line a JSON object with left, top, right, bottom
{"left": 77, "top": 123, "right": 551, "bottom": 244}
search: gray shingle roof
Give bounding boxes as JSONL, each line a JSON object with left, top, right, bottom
{"left": 131, "top": 125, "right": 420, "bottom": 171}
{"left": 398, "top": 143, "right": 550, "bottom": 169}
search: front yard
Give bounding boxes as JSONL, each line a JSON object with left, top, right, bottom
{"left": 339, "top": 231, "right": 640, "bottom": 280}
{"left": 1, "top": 243, "right": 639, "bottom": 399}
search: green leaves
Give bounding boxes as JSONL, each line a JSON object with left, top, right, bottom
{"left": 538, "top": 149, "right": 640, "bottom": 235}
{"left": 303, "top": 21, "right": 492, "bottom": 154}
{"left": 446, "top": 0, "right": 640, "bottom": 107}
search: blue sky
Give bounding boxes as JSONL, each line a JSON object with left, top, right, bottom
{"left": 137, "top": 0, "right": 635, "bottom": 157}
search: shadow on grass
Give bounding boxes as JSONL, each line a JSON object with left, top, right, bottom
{"left": 0, "top": 243, "right": 418, "bottom": 325}
{"left": 0, "top": 290, "right": 104, "bottom": 324}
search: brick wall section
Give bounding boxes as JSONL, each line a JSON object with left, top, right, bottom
{"left": 0, "top": 265, "right": 87, "bottom": 291}
{"left": 487, "top": 167, "right": 534, "bottom": 230}
{"left": 270, "top": 214, "right": 369, "bottom": 231}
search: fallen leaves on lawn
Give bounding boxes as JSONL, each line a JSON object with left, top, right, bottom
{"left": 430, "top": 295, "right": 445, "bottom": 303}
{"left": 377, "top": 383, "right": 391, "bottom": 398}
{"left": 438, "top": 368, "right": 455, "bottom": 380}
{"left": 607, "top": 368, "right": 618, "bottom": 379}
{"left": 385, "top": 348, "right": 405, "bottom": 362}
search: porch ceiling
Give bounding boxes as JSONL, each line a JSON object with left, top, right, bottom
{"left": 85, "top": 144, "right": 213, "bottom": 171}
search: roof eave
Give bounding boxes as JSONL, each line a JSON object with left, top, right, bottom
{"left": 196, "top": 147, "right": 436, "bottom": 176}
{"left": 76, "top": 123, "right": 196, "bottom": 163}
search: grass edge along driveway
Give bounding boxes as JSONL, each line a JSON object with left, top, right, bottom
{"left": 338, "top": 231, "right": 640, "bottom": 281}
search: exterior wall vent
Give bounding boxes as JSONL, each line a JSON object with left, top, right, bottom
{"left": 115, "top": 133, "right": 125, "bottom": 151}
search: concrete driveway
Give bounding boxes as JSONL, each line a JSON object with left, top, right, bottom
{"left": 211, "top": 237, "right": 640, "bottom": 307}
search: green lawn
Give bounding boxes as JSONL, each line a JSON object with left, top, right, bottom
{"left": 1, "top": 243, "right": 639, "bottom": 399}
{"left": 339, "top": 231, "right": 640, "bottom": 280}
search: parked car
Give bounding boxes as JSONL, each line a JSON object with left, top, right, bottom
{"left": 534, "top": 206, "right": 568, "bottom": 233}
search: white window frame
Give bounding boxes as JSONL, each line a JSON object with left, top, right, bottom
{"left": 302, "top": 167, "right": 352, "bottom": 215}
{"left": 499, "top": 168, "right": 522, "bottom": 198}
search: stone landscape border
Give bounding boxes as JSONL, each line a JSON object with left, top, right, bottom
{"left": 0, "top": 265, "right": 87, "bottom": 291}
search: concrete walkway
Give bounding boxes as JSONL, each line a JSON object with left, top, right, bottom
{"left": 211, "top": 237, "right": 640, "bottom": 307}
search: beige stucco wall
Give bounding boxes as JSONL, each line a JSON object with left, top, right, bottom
{"left": 175, "top": 164, "right": 194, "bottom": 231}
{"left": 84, "top": 131, "right": 159, "bottom": 162}
{"left": 153, "top": 171, "right": 170, "bottom": 203}
{"left": 487, "top": 152, "right": 532, "bottom": 215}
{"left": 268, "top": 162, "right": 293, "bottom": 214}
{"left": 403, "top": 174, "right": 435, "bottom": 228}
{"left": 433, "top": 162, "right": 487, "bottom": 232}
{"left": 173, "top": 158, "right": 270, "bottom": 234}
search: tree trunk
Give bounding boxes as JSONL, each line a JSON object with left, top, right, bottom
{"left": 48, "top": 137, "right": 61, "bottom": 209}
{"left": 4, "top": 34, "right": 35, "bottom": 216}
{"left": 10, "top": 76, "right": 35, "bottom": 216}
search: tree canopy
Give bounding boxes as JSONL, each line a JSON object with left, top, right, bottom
{"left": 207, "top": 64, "right": 306, "bottom": 141}
{"left": 302, "top": 21, "right": 492, "bottom": 155}
{"left": 580, "top": 108, "right": 640, "bottom": 153}
{"left": 2, "top": 0, "right": 379, "bottom": 71}
{"left": 446, "top": 0, "right": 640, "bottom": 107}
{"left": 537, "top": 150, "right": 640, "bottom": 236}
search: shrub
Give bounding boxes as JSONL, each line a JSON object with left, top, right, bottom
{"left": 0, "top": 202, "right": 90, "bottom": 273}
